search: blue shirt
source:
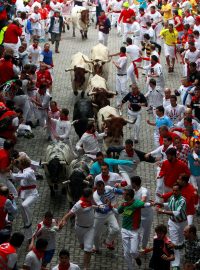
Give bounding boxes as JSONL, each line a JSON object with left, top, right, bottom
{"left": 155, "top": 115, "right": 173, "bottom": 129}
{"left": 90, "top": 158, "right": 133, "bottom": 176}
{"left": 188, "top": 152, "right": 200, "bottom": 176}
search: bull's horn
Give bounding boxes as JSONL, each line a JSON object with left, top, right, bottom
{"left": 87, "top": 92, "right": 95, "bottom": 96}
{"left": 88, "top": 118, "right": 95, "bottom": 121}
{"left": 71, "top": 120, "right": 79, "bottom": 125}
{"left": 103, "top": 56, "right": 112, "bottom": 63}
{"left": 83, "top": 180, "right": 90, "bottom": 185}
{"left": 92, "top": 103, "right": 99, "bottom": 108}
{"left": 124, "top": 118, "right": 136, "bottom": 124}
{"left": 62, "top": 180, "right": 71, "bottom": 184}
{"left": 60, "top": 161, "right": 69, "bottom": 165}
{"left": 85, "top": 69, "right": 93, "bottom": 74}
{"left": 41, "top": 162, "right": 48, "bottom": 165}
{"left": 82, "top": 55, "right": 93, "bottom": 63}
{"left": 107, "top": 91, "right": 117, "bottom": 95}
{"left": 65, "top": 68, "right": 74, "bottom": 72}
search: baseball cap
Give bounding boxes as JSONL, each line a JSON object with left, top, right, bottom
{"left": 123, "top": 2, "right": 129, "bottom": 8}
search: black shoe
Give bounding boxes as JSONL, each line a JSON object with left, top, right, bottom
{"left": 36, "top": 174, "right": 43, "bottom": 181}
{"left": 23, "top": 223, "right": 32, "bottom": 229}
{"left": 67, "top": 24, "right": 70, "bottom": 30}
{"left": 135, "top": 257, "right": 142, "bottom": 266}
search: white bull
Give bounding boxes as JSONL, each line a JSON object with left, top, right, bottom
{"left": 65, "top": 52, "right": 92, "bottom": 97}
{"left": 97, "top": 105, "right": 134, "bottom": 149}
{"left": 71, "top": 6, "right": 90, "bottom": 40}
{"left": 83, "top": 43, "right": 111, "bottom": 80}
{"left": 87, "top": 74, "right": 108, "bottom": 94}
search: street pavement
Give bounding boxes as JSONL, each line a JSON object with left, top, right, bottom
{"left": 13, "top": 21, "right": 200, "bottom": 269}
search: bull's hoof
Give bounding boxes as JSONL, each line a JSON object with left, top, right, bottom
{"left": 74, "top": 91, "right": 78, "bottom": 96}
{"left": 72, "top": 35, "right": 75, "bottom": 38}
{"left": 61, "top": 187, "right": 66, "bottom": 195}
{"left": 53, "top": 183, "right": 58, "bottom": 190}
{"left": 81, "top": 91, "right": 85, "bottom": 98}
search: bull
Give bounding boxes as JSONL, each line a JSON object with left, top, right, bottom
{"left": 73, "top": 98, "right": 95, "bottom": 138}
{"left": 83, "top": 43, "right": 111, "bottom": 80}
{"left": 43, "top": 142, "right": 75, "bottom": 196}
{"left": 65, "top": 52, "right": 92, "bottom": 97}
{"left": 63, "top": 155, "right": 93, "bottom": 208}
{"left": 71, "top": 6, "right": 90, "bottom": 40}
{"left": 97, "top": 106, "right": 134, "bottom": 149}
{"left": 87, "top": 74, "right": 117, "bottom": 111}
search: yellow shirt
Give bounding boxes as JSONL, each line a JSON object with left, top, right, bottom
{"left": 161, "top": 3, "right": 173, "bottom": 21}
{"left": 160, "top": 28, "right": 178, "bottom": 46}
{"left": 190, "top": 0, "right": 197, "bottom": 13}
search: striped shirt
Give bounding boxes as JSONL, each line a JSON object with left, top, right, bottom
{"left": 168, "top": 195, "right": 187, "bottom": 222}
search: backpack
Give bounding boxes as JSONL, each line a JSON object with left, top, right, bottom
{"left": 0, "top": 26, "right": 7, "bottom": 45}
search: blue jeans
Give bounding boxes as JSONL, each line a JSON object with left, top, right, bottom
{"left": 43, "top": 249, "right": 55, "bottom": 264}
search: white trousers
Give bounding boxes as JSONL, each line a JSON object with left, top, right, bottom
{"left": 13, "top": 95, "right": 31, "bottom": 122}
{"left": 190, "top": 175, "right": 200, "bottom": 211}
{"left": 98, "top": 32, "right": 108, "bottom": 46}
{"left": 21, "top": 194, "right": 39, "bottom": 239}
{"left": 168, "top": 219, "right": 187, "bottom": 267}
{"left": 111, "top": 13, "right": 121, "bottom": 33}
{"left": 187, "top": 215, "right": 194, "bottom": 225}
{"left": 119, "top": 171, "right": 131, "bottom": 186}
{"left": 94, "top": 214, "right": 120, "bottom": 249}
{"left": 116, "top": 75, "right": 128, "bottom": 106}
{"left": 127, "top": 63, "right": 136, "bottom": 84}
{"left": 122, "top": 23, "right": 132, "bottom": 42}
{"left": 127, "top": 109, "right": 141, "bottom": 141}
{"left": 155, "top": 177, "right": 172, "bottom": 202}
{"left": 121, "top": 228, "right": 140, "bottom": 270}
{"left": 75, "top": 225, "right": 94, "bottom": 252}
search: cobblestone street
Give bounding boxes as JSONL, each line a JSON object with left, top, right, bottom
{"left": 13, "top": 21, "right": 200, "bottom": 269}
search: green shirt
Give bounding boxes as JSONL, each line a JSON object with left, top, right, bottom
{"left": 118, "top": 199, "right": 145, "bottom": 231}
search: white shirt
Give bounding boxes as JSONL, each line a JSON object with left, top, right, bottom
{"left": 144, "top": 62, "right": 164, "bottom": 89}
{"left": 33, "top": 220, "right": 59, "bottom": 250}
{"left": 76, "top": 131, "right": 105, "bottom": 157}
{"left": 52, "top": 263, "right": 80, "bottom": 270}
{"left": 51, "top": 119, "right": 71, "bottom": 142}
{"left": 50, "top": 1, "right": 62, "bottom": 17}
{"left": 12, "top": 167, "right": 38, "bottom": 199}
{"left": 35, "top": 92, "right": 51, "bottom": 110}
{"left": 185, "top": 49, "right": 200, "bottom": 63}
{"left": 163, "top": 97, "right": 171, "bottom": 109}
{"left": 194, "top": 24, "right": 200, "bottom": 32}
{"left": 184, "top": 15, "right": 195, "bottom": 26}
{"left": 94, "top": 172, "right": 122, "bottom": 187}
{"left": 71, "top": 199, "right": 94, "bottom": 227}
{"left": 52, "top": 17, "right": 60, "bottom": 34}
{"left": 136, "top": 14, "right": 150, "bottom": 27}
{"left": 195, "top": 38, "right": 200, "bottom": 50}
{"left": 145, "top": 85, "right": 163, "bottom": 108}
{"left": 110, "top": 0, "right": 123, "bottom": 11}
{"left": 134, "top": 186, "right": 152, "bottom": 217}
{"left": 150, "top": 143, "right": 173, "bottom": 161}
{"left": 145, "top": 27, "right": 156, "bottom": 41}
{"left": 130, "top": 21, "right": 141, "bottom": 37}
{"left": 148, "top": 11, "right": 162, "bottom": 25}
{"left": 31, "top": 1, "right": 42, "bottom": 11}
{"left": 165, "top": 104, "right": 185, "bottom": 125}
{"left": 116, "top": 55, "right": 127, "bottom": 75}
{"left": 27, "top": 45, "right": 42, "bottom": 67}
{"left": 126, "top": 44, "right": 141, "bottom": 61}
{"left": 177, "top": 85, "right": 193, "bottom": 106}
{"left": 24, "top": 251, "right": 42, "bottom": 270}
{"left": 30, "top": 12, "right": 41, "bottom": 30}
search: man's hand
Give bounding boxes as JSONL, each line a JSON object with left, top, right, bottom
{"left": 161, "top": 254, "right": 170, "bottom": 261}
{"left": 146, "top": 119, "right": 151, "bottom": 125}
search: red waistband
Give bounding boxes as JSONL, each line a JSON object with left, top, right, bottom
{"left": 20, "top": 185, "right": 36, "bottom": 191}
{"left": 113, "top": 10, "right": 121, "bottom": 13}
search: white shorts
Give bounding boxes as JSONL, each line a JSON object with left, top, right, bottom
{"left": 164, "top": 44, "right": 175, "bottom": 58}
{"left": 75, "top": 224, "right": 94, "bottom": 252}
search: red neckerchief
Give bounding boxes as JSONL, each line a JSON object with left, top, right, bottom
{"left": 51, "top": 107, "right": 59, "bottom": 113}
{"left": 59, "top": 263, "right": 70, "bottom": 270}
{"left": 122, "top": 199, "right": 134, "bottom": 207}
{"left": 43, "top": 220, "right": 52, "bottom": 228}
{"left": 151, "top": 62, "right": 157, "bottom": 67}
{"left": 151, "top": 10, "right": 156, "bottom": 14}
{"left": 190, "top": 47, "right": 196, "bottom": 52}
{"left": 60, "top": 115, "right": 68, "bottom": 121}
{"left": 132, "top": 57, "right": 142, "bottom": 78}
{"left": 80, "top": 196, "right": 92, "bottom": 208}
{"left": 44, "top": 49, "right": 49, "bottom": 52}
{"left": 33, "top": 44, "right": 38, "bottom": 50}
{"left": 32, "top": 247, "right": 45, "bottom": 260}
{"left": 126, "top": 149, "right": 134, "bottom": 157}
{"left": 140, "top": 12, "right": 144, "bottom": 16}
{"left": 86, "top": 130, "right": 96, "bottom": 138}
{"left": 102, "top": 174, "right": 109, "bottom": 182}
{"left": 120, "top": 52, "right": 126, "bottom": 57}
{"left": 185, "top": 13, "right": 191, "bottom": 18}
{"left": 38, "top": 89, "right": 45, "bottom": 95}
